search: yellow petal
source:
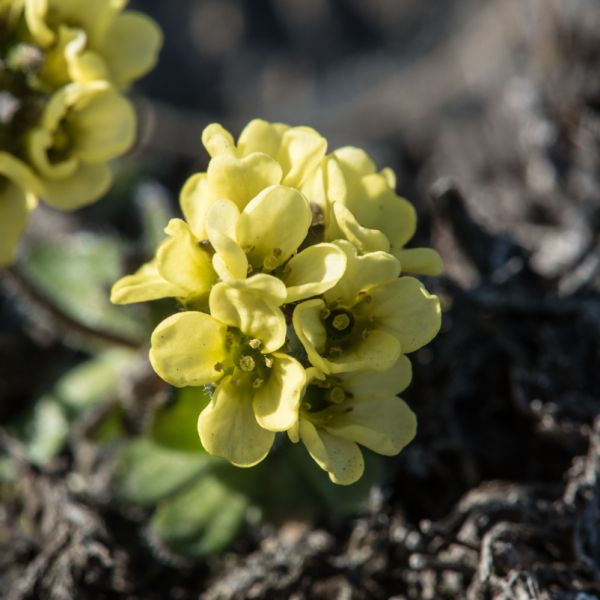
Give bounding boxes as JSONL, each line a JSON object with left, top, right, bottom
{"left": 150, "top": 312, "right": 227, "bottom": 387}
{"left": 110, "top": 260, "right": 185, "bottom": 304}
{"left": 236, "top": 185, "right": 311, "bottom": 270}
{"left": 355, "top": 175, "right": 417, "bottom": 252}
{"left": 0, "top": 152, "right": 43, "bottom": 197}
{"left": 283, "top": 243, "right": 347, "bottom": 303}
{"left": 325, "top": 397, "right": 416, "bottom": 456}
{"left": 41, "top": 161, "right": 112, "bottom": 209}
{"left": 324, "top": 240, "right": 400, "bottom": 305}
{"left": 209, "top": 278, "right": 286, "bottom": 353}
{"left": 207, "top": 153, "right": 282, "bottom": 211}
{"left": 198, "top": 375, "right": 275, "bottom": 467}
{"left": 330, "top": 201, "right": 389, "bottom": 253}
{"left": 243, "top": 273, "right": 287, "bottom": 304}
{"left": 333, "top": 146, "right": 376, "bottom": 178}
{"left": 156, "top": 219, "right": 216, "bottom": 299}
{"left": 300, "top": 420, "right": 364, "bottom": 485}
{"left": 100, "top": 11, "right": 163, "bottom": 88}
{"left": 68, "top": 85, "right": 135, "bottom": 161}
{"left": 395, "top": 248, "right": 444, "bottom": 276}
{"left": 340, "top": 354, "right": 412, "bottom": 400}
{"left": 27, "top": 130, "right": 77, "bottom": 181}
{"left": 179, "top": 173, "right": 214, "bottom": 240}
{"left": 205, "top": 199, "right": 248, "bottom": 281}
{"left": 320, "top": 329, "right": 401, "bottom": 374}
{"left": 206, "top": 197, "right": 239, "bottom": 240}
{"left": 237, "top": 119, "right": 287, "bottom": 158}
{"left": 202, "top": 123, "right": 236, "bottom": 157}
{"left": 38, "top": 26, "right": 105, "bottom": 88}
{"left": 292, "top": 298, "right": 327, "bottom": 359}
{"left": 253, "top": 353, "right": 304, "bottom": 432}
{"left": 371, "top": 277, "right": 441, "bottom": 353}
{"left": 24, "top": 0, "right": 54, "bottom": 47}
{"left": 278, "top": 126, "right": 327, "bottom": 188}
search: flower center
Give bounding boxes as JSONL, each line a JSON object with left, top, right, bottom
{"left": 219, "top": 328, "right": 272, "bottom": 388}
{"left": 48, "top": 118, "right": 73, "bottom": 163}
{"left": 301, "top": 377, "right": 353, "bottom": 424}
{"left": 323, "top": 308, "right": 354, "bottom": 339}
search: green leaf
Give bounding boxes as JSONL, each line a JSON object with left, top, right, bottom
{"left": 54, "top": 349, "right": 139, "bottom": 418}
{"left": 151, "top": 386, "right": 210, "bottom": 452}
{"left": 150, "top": 474, "right": 248, "bottom": 557}
{"left": 20, "top": 397, "right": 69, "bottom": 466}
{"left": 20, "top": 232, "right": 145, "bottom": 344}
{"left": 113, "top": 439, "right": 211, "bottom": 506}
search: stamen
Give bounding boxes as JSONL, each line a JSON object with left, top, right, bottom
{"left": 214, "top": 362, "right": 223, "bottom": 372}
{"left": 248, "top": 338, "right": 262, "bottom": 349}
{"left": 252, "top": 377, "right": 264, "bottom": 388}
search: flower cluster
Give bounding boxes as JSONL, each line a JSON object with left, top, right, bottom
{"left": 112, "top": 119, "right": 442, "bottom": 484}
{"left": 0, "top": 0, "right": 161, "bottom": 265}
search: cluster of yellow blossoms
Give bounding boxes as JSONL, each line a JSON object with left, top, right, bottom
{"left": 112, "top": 119, "right": 442, "bottom": 484}
{"left": 0, "top": 0, "right": 161, "bottom": 265}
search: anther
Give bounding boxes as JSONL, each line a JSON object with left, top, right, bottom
{"left": 248, "top": 338, "right": 262, "bottom": 349}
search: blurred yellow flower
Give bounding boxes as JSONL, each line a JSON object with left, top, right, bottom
{"left": 0, "top": 153, "right": 41, "bottom": 266}
{"left": 288, "top": 357, "right": 415, "bottom": 484}
{"left": 149, "top": 276, "right": 305, "bottom": 467}
{"left": 25, "top": 0, "right": 162, "bottom": 89}
{"left": 26, "top": 80, "right": 135, "bottom": 209}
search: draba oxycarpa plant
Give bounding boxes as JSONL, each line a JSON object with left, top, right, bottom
{"left": 112, "top": 119, "right": 443, "bottom": 485}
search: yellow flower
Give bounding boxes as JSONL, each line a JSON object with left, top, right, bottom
{"left": 205, "top": 186, "right": 347, "bottom": 302}
{"left": 26, "top": 80, "right": 135, "bottom": 209}
{"left": 293, "top": 241, "right": 441, "bottom": 374}
{"left": 304, "top": 146, "right": 443, "bottom": 276}
{"left": 25, "top": 0, "right": 162, "bottom": 89}
{"left": 288, "top": 357, "right": 416, "bottom": 485}
{"left": 111, "top": 218, "right": 217, "bottom": 308}
{"left": 0, "top": 152, "right": 41, "bottom": 266}
{"left": 149, "top": 276, "right": 305, "bottom": 467}
{"left": 180, "top": 119, "right": 327, "bottom": 241}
